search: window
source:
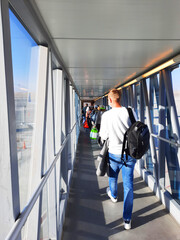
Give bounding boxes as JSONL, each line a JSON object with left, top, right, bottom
{"left": 135, "top": 83, "right": 140, "bottom": 120}
{"left": 149, "top": 75, "right": 159, "bottom": 159}
{"left": 164, "top": 94, "right": 180, "bottom": 203}
{"left": 143, "top": 78, "right": 149, "bottom": 125}
{"left": 75, "top": 92, "right": 80, "bottom": 140}
{"left": 171, "top": 66, "right": 180, "bottom": 126}
{"left": 127, "top": 87, "right": 130, "bottom": 106}
{"left": 40, "top": 184, "right": 50, "bottom": 240}
{"left": 9, "top": 9, "right": 38, "bottom": 210}
{"left": 150, "top": 75, "right": 159, "bottom": 135}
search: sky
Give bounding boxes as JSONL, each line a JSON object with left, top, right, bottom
{"left": 9, "top": 9, "right": 37, "bottom": 93}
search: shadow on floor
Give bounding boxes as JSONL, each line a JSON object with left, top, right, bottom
{"left": 62, "top": 128, "right": 109, "bottom": 240}
{"left": 62, "top": 127, "right": 180, "bottom": 240}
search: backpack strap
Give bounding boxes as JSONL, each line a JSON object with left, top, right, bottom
{"left": 121, "top": 108, "right": 136, "bottom": 167}
{"left": 127, "top": 107, "right": 136, "bottom": 124}
{"left": 121, "top": 131, "right": 128, "bottom": 167}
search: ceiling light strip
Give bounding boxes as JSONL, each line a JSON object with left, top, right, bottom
{"left": 142, "top": 59, "right": 175, "bottom": 78}
{"left": 94, "top": 54, "right": 180, "bottom": 102}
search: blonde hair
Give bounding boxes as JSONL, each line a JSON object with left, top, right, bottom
{"left": 108, "top": 89, "right": 122, "bottom": 102}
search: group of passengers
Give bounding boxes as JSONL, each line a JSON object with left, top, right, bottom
{"left": 82, "top": 103, "right": 106, "bottom": 131}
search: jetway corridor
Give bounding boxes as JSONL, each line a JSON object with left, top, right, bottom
{"left": 1, "top": 0, "right": 180, "bottom": 239}
{"left": 62, "top": 127, "right": 180, "bottom": 240}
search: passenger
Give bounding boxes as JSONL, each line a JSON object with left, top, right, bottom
{"left": 91, "top": 106, "right": 98, "bottom": 127}
{"left": 90, "top": 105, "right": 96, "bottom": 119}
{"left": 86, "top": 103, "right": 94, "bottom": 113}
{"left": 86, "top": 108, "right": 92, "bottom": 130}
{"left": 94, "top": 106, "right": 103, "bottom": 132}
{"left": 99, "top": 89, "right": 136, "bottom": 230}
{"left": 82, "top": 103, "right": 88, "bottom": 117}
{"left": 82, "top": 103, "right": 88, "bottom": 124}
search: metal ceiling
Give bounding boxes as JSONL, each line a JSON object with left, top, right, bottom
{"left": 34, "top": 0, "right": 180, "bottom": 100}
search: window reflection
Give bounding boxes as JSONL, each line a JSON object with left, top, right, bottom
{"left": 9, "top": 9, "right": 38, "bottom": 210}
{"left": 165, "top": 141, "right": 179, "bottom": 203}
{"left": 171, "top": 66, "right": 180, "bottom": 126}
{"left": 75, "top": 93, "right": 80, "bottom": 139}
{"left": 150, "top": 75, "right": 159, "bottom": 135}
{"left": 40, "top": 184, "right": 49, "bottom": 240}
{"left": 135, "top": 83, "right": 140, "bottom": 120}
{"left": 165, "top": 95, "right": 180, "bottom": 203}
{"left": 149, "top": 75, "right": 159, "bottom": 172}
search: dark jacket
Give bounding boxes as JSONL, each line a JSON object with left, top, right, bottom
{"left": 96, "top": 139, "right": 109, "bottom": 176}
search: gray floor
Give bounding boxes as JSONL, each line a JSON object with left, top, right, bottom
{"left": 62, "top": 128, "right": 180, "bottom": 240}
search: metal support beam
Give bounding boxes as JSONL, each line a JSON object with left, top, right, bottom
{"left": 142, "top": 80, "right": 158, "bottom": 183}
{"left": 0, "top": 0, "right": 20, "bottom": 238}
{"left": 26, "top": 46, "right": 48, "bottom": 240}
{"left": 158, "top": 71, "right": 166, "bottom": 189}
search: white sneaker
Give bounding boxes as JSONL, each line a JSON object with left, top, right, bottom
{"left": 124, "top": 220, "right": 131, "bottom": 230}
{"left": 106, "top": 187, "right": 118, "bottom": 203}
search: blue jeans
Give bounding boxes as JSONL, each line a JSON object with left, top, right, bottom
{"left": 109, "top": 153, "right": 136, "bottom": 221}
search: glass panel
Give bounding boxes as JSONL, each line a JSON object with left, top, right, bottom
{"left": 40, "top": 184, "right": 49, "bottom": 240}
{"left": 146, "top": 77, "right": 150, "bottom": 98}
{"left": 135, "top": 83, "right": 140, "bottom": 120}
{"left": 43, "top": 139, "right": 48, "bottom": 174}
{"left": 164, "top": 155, "right": 171, "bottom": 195}
{"left": 165, "top": 96, "right": 177, "bottom": 142}
{"left": 121, "top": 88, "right": 128, "bottom": 107}
{"left": 20, "top": 152, "right": 56, "bottom": 240}
{"left": 171, "top": 66, "right": 180, "bottom": 126}
{"left": 127, "top": 87, "right": 130, "bottom": 106}
{"left": 154, "top": 137, "right": 159, "bottom": 167}
{"left": 142, "top": 80, "right": 153, "bottom": 174}
{"left": 149, "top": 75, "right": 159, "bottom": 171}
{"left": 165, "top": 95, "right": 180, "bottom": 203}
{"left": 9, "top": 10, "right": 38, "bottom": 210}
{"left": 144, "top": 148, "right": 153, "bottom": 173}
{"left": 42, "top": 131, "right": 56, "bottom": 239}
{"left": 75, "top": 93, "right": 80, "bottom": 140}
{"left": 150, "top": 75, "right": 159, "bottom": 135}
{"left": 53, "top": 70, "right": 61, "bottom": 155}
{"left": 164, "top": 141, "right": 180, "bottom": 203}
{"left": 21, "top": 199, "right": 40, "bottom": 240}
{"left": 103, "top": 96, "right": 108, "bottom": 108}
{"left": 143, "top": 80, "right": 148, "bottom": 125}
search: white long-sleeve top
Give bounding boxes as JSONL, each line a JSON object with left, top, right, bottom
{"left": 99, "top": 107, "right": 136, "bottom": 154}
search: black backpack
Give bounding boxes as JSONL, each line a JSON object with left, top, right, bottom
{"left": 121, "top": 108, "right": 150, "bottom": 166}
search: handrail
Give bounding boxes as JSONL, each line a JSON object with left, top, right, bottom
{"left": 151, "top": 133, "right": 180, "bottom": 147}
{"left": 5, "top": 120, "right": 79, "bottom": 240}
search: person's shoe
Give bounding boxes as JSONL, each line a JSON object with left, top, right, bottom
{"left": 106, "top": 187, "right": 118, "bottom": 203}
{"left": 124, "top": 220, "right": 131, "bottom": 230}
